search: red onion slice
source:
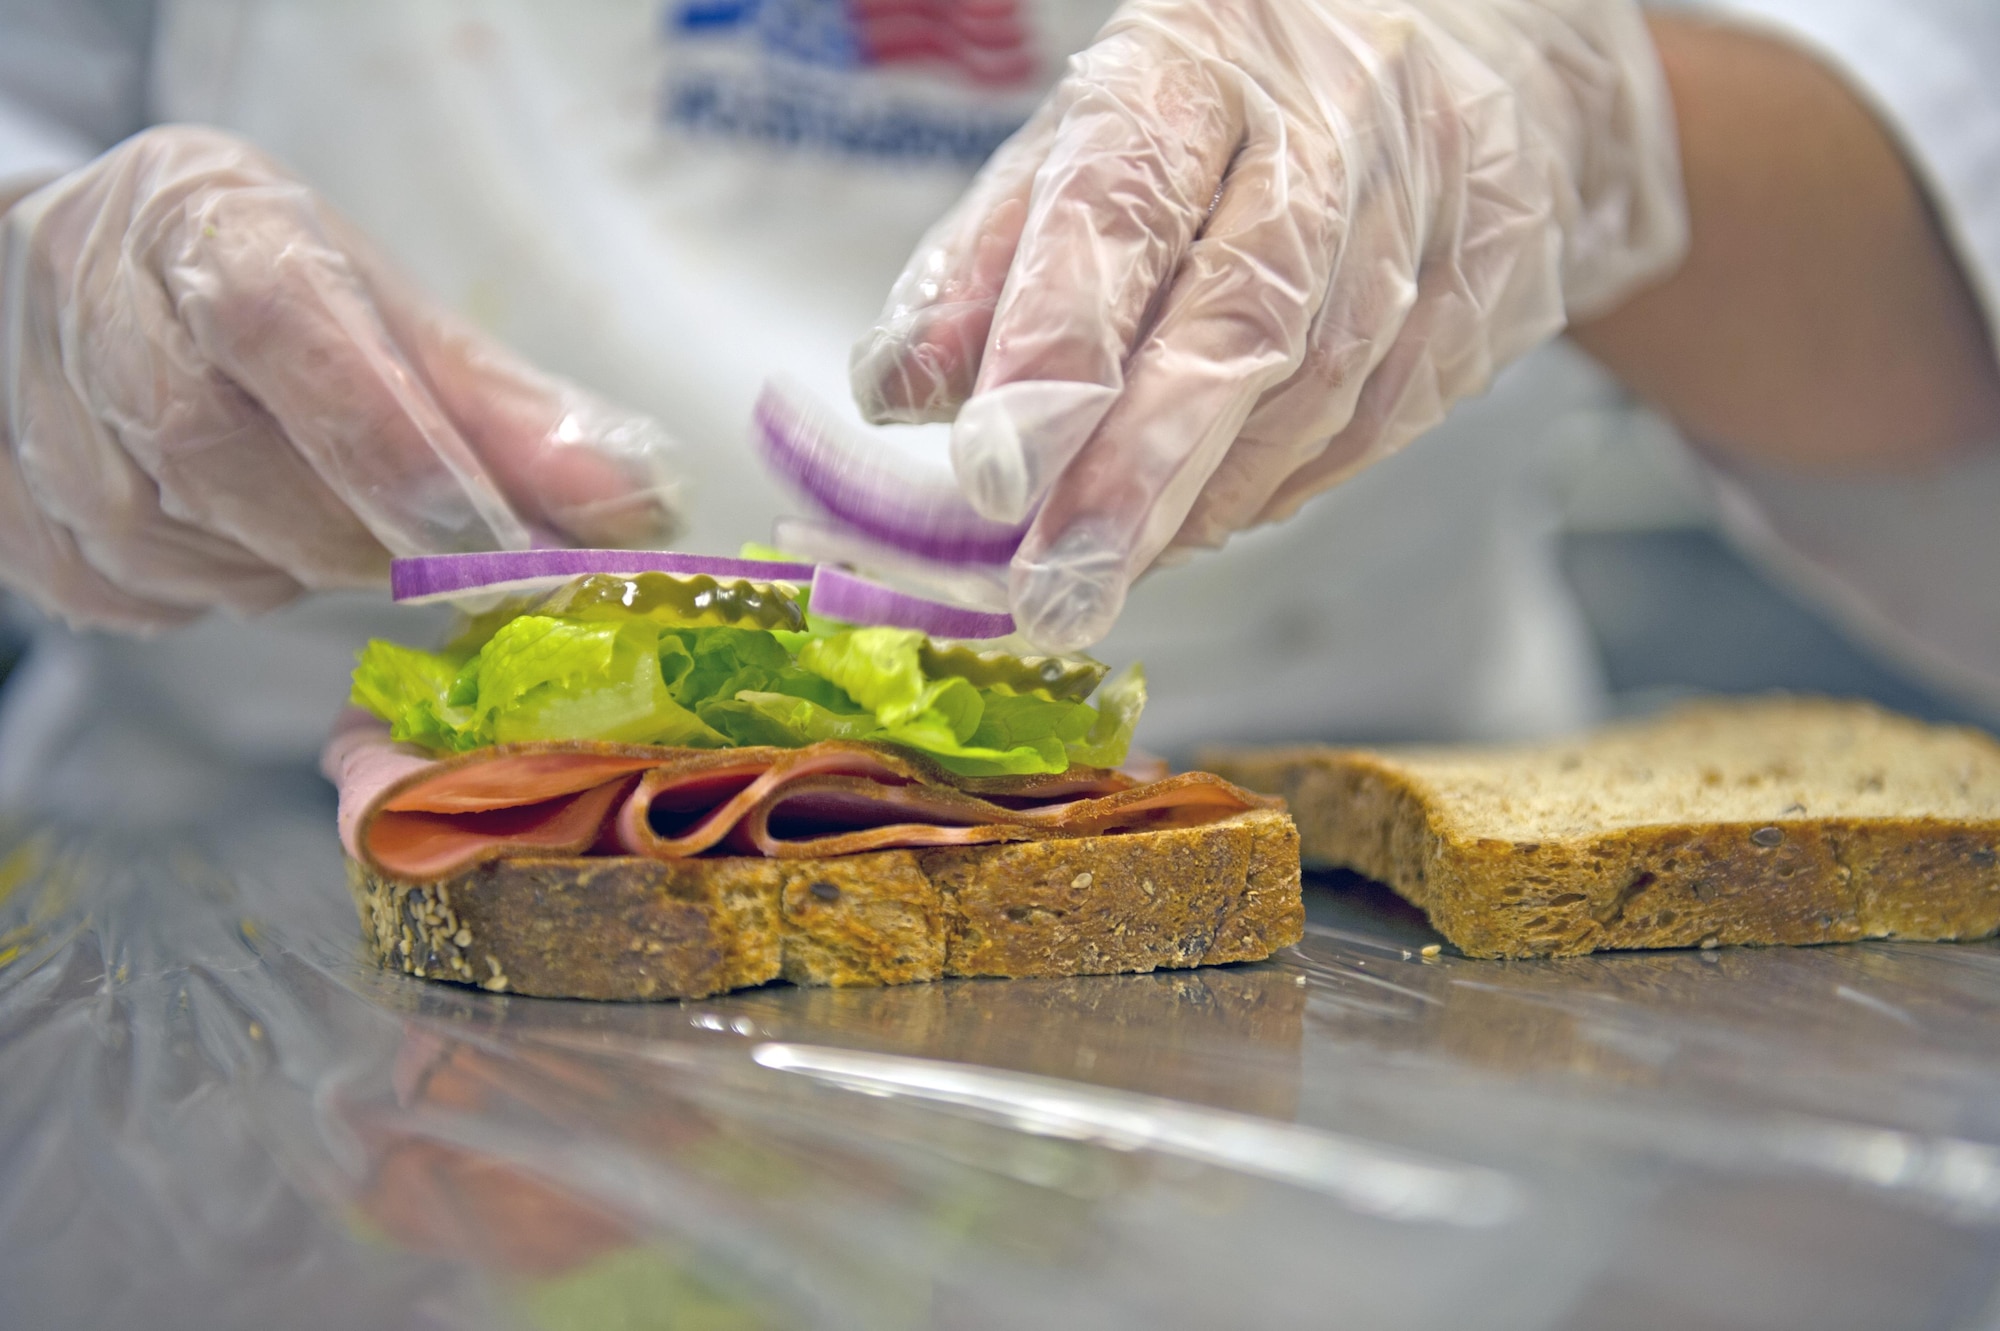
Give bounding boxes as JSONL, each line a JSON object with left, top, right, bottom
{"left": 754, "top": 378, "right": 1027, "bottom": 567}
{"left": 391, "top": 550, "right": 817, "bottom": 604}
{"left": 810, "top": 566, "right": 1016, "bottom": 640}
{"left": 773, "top": 516, "right": 1009, "bottom": 614}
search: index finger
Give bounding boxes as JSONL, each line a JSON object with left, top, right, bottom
{"left": 947, "top": 19, "right": 1245, "bottom": 521}
{"left": 850, "top": 104, "right": 1055, "bottom": 426}
{"left": 1010, "top": 82, "right": 1335, "bottom": 652}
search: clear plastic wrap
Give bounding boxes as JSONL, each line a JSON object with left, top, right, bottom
{"left": 6, "top": 774, "right": 2000, "bottom": 1329}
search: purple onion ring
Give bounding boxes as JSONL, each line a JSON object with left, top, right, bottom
{"left": 810, "top": 566, "right": 1015, "bottom": 640}
{"left": 753, "top": 380, "right": 1025, "bottom": 568}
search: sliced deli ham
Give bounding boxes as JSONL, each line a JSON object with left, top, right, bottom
{"left": 364, "top": 778, "right": 643, "bottom": 884}
{"left": 323, "top": 712, "right": 1281, "bottom": 883}
{"left": 612, "top": 744, "right": 937, "bottom": 859}
{"left": 729, "top": 770, "right": 1268, "bottom": 858}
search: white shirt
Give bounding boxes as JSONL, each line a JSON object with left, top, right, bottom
{"left": 0, "top": 0, "right": 1994, "bottom": 817}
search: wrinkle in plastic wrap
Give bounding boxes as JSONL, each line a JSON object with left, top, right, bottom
{"left": 8, "top": 777, "right": 2000, "bottom": 1329}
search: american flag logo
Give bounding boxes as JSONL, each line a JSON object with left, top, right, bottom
{"left": 848, "top": 0, "right": 1036, "bottom": 86}
{"left": 672, "top": 0, "right": 1038, "bottom": 88}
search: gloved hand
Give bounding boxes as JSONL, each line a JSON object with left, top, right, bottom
{"left": 852, "top": 0, "right": 1687, "bottom": 652}
{"left": 0, "top": 125, "right": 682, "bottom": 633}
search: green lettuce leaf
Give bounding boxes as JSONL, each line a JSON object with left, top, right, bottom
{"left": 698, "top": 691, "right": 884, "bottom": 748}
{"left": 763, "top": 666, "right": 868, "bottom": 714}
{"left": 350, "top": 599, "right": 1148, "bottom": 773}
{"left": 970, "top": 690, "right": 1097, "bottom": 751}
{"left": 469, "top": 616, "right": 618, "bottom": 717}
{"left": 667, "top": 627, "right": 792, "bottom": 708}
{"left": 657, "top": 634, "right": 695, "bottom": 695}
{"left": 482, "top": 618, "right": 724, "bottom": 748}
{"left": 1066, "top": 663, "right": 1145, "bottom": 769}
{"left": 795, "top": 628, "right": 928, "bottom": 723}
{"left": 353, "top": 616, "right": 725, "bottom": 750}
{"left": 350, "top": 640, "right": 472, "bottom": 750}
{"left": 796, "top": 628, "right": 984, "bottom": 739}
{"left": 880, "top": 719, "right": 1069, "bottom": 776}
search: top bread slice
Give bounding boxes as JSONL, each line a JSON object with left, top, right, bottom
{"left": 1201, "top": 697, "right": 2000, "bottom": 958}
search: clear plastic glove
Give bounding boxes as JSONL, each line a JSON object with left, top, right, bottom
{"left": 852, "top": 0, "right": 1687, "bottom": 652}
{"left": 0, "top": 125, "right": 682, "bottom": 633}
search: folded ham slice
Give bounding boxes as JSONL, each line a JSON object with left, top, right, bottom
{"left": 323, "top": 710, "right": 1280, "bottom": 883}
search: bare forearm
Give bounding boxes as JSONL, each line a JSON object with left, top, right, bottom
{"left": 1571, "top": 13, "right": 2000, "bottom": 471}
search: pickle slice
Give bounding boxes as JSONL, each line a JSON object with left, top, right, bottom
{"left": 533, "top": 572, "right": 806, "bottom": 632}
{"left": 918, "top": 642, "right": 1108, "bottom": 701}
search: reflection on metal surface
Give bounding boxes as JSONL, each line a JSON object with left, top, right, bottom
{"left": 751, "top": 1042, "right": 1523, "bottom": 1225}
{"left": 717, "top": 962, "right": 1310, "bottom": 1117}
{"left": 8, "top": 807, "right": 2000, "bottom": 1329}
{"left": 1760, "top": 1114, "right": 2000, "bottom": 1221}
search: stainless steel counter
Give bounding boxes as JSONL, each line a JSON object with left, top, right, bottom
{"left": 6, "top": 792, "right": 2000, "bottom": 1329}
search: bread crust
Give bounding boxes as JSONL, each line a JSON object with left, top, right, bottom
{"left": 1204, "top": 700, "right": 2000, "bottom": 958}
{"left": 349, "top": 809, "right": 1302, "bottom": 999}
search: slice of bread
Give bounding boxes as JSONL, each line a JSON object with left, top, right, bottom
{"left": 1201, "top": 698, "right": 2000, "bottom": 958}
{"left": 349, "top": 808, "right": 1302, "bottom": 1000}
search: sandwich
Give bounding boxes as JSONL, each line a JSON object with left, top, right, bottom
{"left": 328, "top": 550, "right": 1302, "bottom": 1000}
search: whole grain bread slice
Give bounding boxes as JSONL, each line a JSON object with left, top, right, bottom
{"left": 1200, "top": 698, "right": 2000, "bottom": 958}
{"left": 350, "top": 808, "right": 1302, "bottom": 999}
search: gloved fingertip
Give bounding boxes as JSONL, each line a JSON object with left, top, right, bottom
{"left": 544, "top": 485, "right": 683, "bottom": 550}
{"left": 846, "top": 333, "right": 913, "bottom": 425}
{"left": 950, "top": 397, "right": 1032, "bottom": 523}
{"left": 519, "top": 391, "right": 686, "bottom": 549}
{"left": 1009, "top": 539, "right": 1129, "bottom": 656}
{"left": 849, "top": 326, "right": 972, "bottom": 427}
